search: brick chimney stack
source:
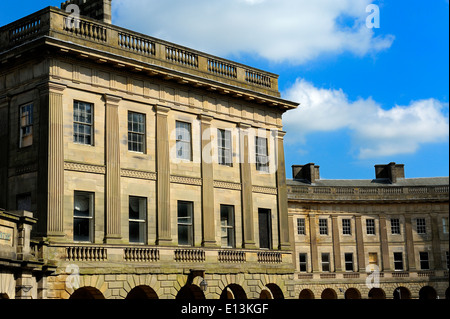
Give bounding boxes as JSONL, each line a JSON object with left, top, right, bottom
{"left": 61, "top": 0, "right": 112, "bottom": 24}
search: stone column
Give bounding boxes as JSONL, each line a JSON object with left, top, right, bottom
{"left": 200, "top": 115, "right": 216, "bottom": 247}
{"left": 309, "top": 213, "right": 319, "bottom": 272}
{"left": 38, "top": 83, "right": 66, "bottom": 238}
{"left": 239, "top": 123, "right": 256, "bottom": 249}
{"left": 355, "top": 215, "right": 366, "bottom": 272}
{"left": 275, "top": 131, "right": 290, "bottom": 251}
{"left": 430, "top": 213, "right": 443, "bottom": 269}
{"left": 379, "top": 214, "right": 391, "bottom": 271}
{"left": 331, "top": 216, "right": 342, "bottom": 272}
{"left": 104, "top": 94, "right": 122, "bottom": 244}
{"left": 155, "top": 105, "right": 172, "bottom": 245}
{"left": 404, "top": 215, "right": 416, "bottom": 270}
{"left": 0, "top": 95, "right": 10, "bottom": 210}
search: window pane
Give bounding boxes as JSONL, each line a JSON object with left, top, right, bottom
{"left": 221, "top": 205, "right": 235, "bottom": 248}
{"left": 74, "top": 194, "right": 91, "bottom": 217}
{"left": 178, "top": 202, "right": 193, "bottom": 246}
{"left": 74, "top": 218, "right": 91, "bottom": 242}
{"left": 258, "top": 209, "right": 272, "bottom": 249}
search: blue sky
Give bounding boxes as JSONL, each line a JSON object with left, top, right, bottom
{"left": 1, "top": 0, "right": 448, "bottom": 180}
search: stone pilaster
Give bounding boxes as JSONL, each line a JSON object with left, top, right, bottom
{"left": 331, "top": 216, "right": 342, "bottom": 272}
{"left": 239, "top": 123, "right": 256, "bottom": 249}
{"left": 38, "top": 83, "right": 66, "bottom": 238}
{"left": 275, "top": 131, "right": 290, "bottom": 251}
{"left": 0, "top": 95, "right": 10, "bottom": 210}
{"left": 309, "top": 213, "right": 319, "bottom": 272}
{"left": 379, "top": 214, "right": 391, "bottom": 271}
{"left": 200, "top": 115, "right": 216, "bottom": 247}
{"left": 430, "top": 213, "right": 443, "bottom": 269}
{"left": 104, "top": 94, "right": 122, "bottom": 243}
{"left": 355, "top": 215, "right": 366, "bottom": 272}
{"left": 404, "top": 215, "right": 416, "bottom": 270}
{"left": 155, "top": 105, "right": 172, "bottom": 245}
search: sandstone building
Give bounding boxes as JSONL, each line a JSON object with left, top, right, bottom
{"left": 0, "top": 0, "right": 297, "bottom": 299}
{"left": 0, "top": 0, "right": 448, "bottom": 300}
{"left": 288, "top": 163, "right": 449, "bottom": 299}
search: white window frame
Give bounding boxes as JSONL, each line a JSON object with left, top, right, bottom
{"left": 391, "top": 218, "right": 401, "bottom": 235}
{"left": 394, "top": 252, "right": 404, "bottom": 271}
{"left": 297, "top": 218, "right": 306, "bottom": 235}
{"left": 319, "top": 219, "right": 328, "bottom": 235}
{"left": 176, "top": 121, "right": 192, "bottom": 161}
{"left": 129, "top": 196, "right": 147, "bottom": 244}
{"left": 220, "top": 205, "right": 236, "bottom": 249}
{"left": 299, "top": 253, "right": 308, "bottom": 273}
{"left": 344, "top": 253, "right": 354, "bottom": 272}
{"left": 128, "top": 111, "right": 146, "bottom": 153}
{"left": 416, "top": 218, "right": 427, "bottom": 235}
{"left": 218, "top": 129, "right": 233, "bottom": 167}
{"left": 73, "top": 191, "right": 94, "bottom": 243}
{"left": 255, "top": 136, "right": 269, "bottom": 172}
{"left": 73, "top": 101, "right": 94, "bottom": 145}
{"left": 366, "top": 219, "right": 376, "bottom": 235}
{"left": 342, "top": 219, "right": 351, "bottom": 235}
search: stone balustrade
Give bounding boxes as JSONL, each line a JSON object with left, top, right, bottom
{"left": 0, "top": 7, "right": 281, "bottom": 97}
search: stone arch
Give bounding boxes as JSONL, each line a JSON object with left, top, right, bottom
{"left": 259, "top": 289, "right": 273, "bottom": 299}
{"left": 265, "top": 283, "right": 284, "bottom": 299}
{"left": 419, "top": 286, "right": 437, "bottom": 300}
{"left": 345, "top": 288, "right": 361, "bottom": 300}
{"left": 220, "top": 284, "right": 247, "bottom": 300}
{"left": 176, "top": 284, "right": 205, "bottom": 300}
{"left": 368, "top": 288, "right": 386, "bottom": 299}
{"left": 393, "top": 287, "right": 411, "bottom": 300}
{"left": 299, "top": 289, "right": 315, "bottom": 299}
{"left": 321, "top": 288, "right": 337, "bottom": 300}
{"left": 126, "top": 285, "right": 159, "bottom": 299}
{"left": 70, "top": 286, "right": 105, "bottom": 299}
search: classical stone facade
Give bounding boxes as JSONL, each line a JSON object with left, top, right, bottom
{"left": 1, "top": 1, "right": 448, "bottom": 300}
{"left": 288, "top": 163, "right": 449, "bottom": 299}
{"left": 0, "top": 0, "right": 296, "bottom": 299}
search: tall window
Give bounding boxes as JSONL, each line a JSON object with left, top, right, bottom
{"left": 297, "top": 218, "right": 306, "bottom": 235}
{"left": 218, "top": 129, "right": 232, "bottom": 166}
{"left": 19, "top": 104, "right": 33, "bottom": 148}
{"left": 321, "top": 253, "right": 330, "bottom": 272}
{"left": 220, "top": 205, "right": 235, "bottom": 248}
{"left": 176, "top": 121, "right": 192, "bottom": 161}
{"left": 73, "top": 101, "right": 93, "bottom": 145}
{"left": 299, "top": 253, "right": 308, "bottom": 272}
{"left": 419, "top": 252, "right": 430, "bottom": 270}
{"left": 369, "top": 253, "right": 378, "bottom": 266}
{"left": 416, "top": 218, "right": 427, "bottom": 234}
{"left": 16, "top": 193, "right": 32, "bottom": 211}
{"left": 366, "top": 219, "right": 376, "bottom": 235}
{"left": 178, "top": 201, "right": 194, "bottom": 246}
{"left": 128, "top": 112, "right": 146, "bottom": 153}
{"left": 345, "top": 253, "right": 354, "bottom": 272}
{"left": 342, "top": 219, "right": 351, "bottom": 235}
{"left": 391, "top": 218, "right": 401, "bottom": 235}
{"left": 129, "top": 197, "right": 147, "bottom": 244}
{"left": 258, "top": 208, "right": 272, "bottom": 249}
{"left": 74, "top": 192, "right": 94, "bottom": 242}
{"left": 443, "top": 217, "right": 449, "bottom": 234}
{"left": 255, "top": 137, "right": 269, "bottom": 172}
{"left": 319, "top": 219, "right": 328, "bottom": 235}
{"left": 394, "top": 252, "right": 404, "bottom": 271}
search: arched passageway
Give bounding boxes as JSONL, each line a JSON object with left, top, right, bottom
{"left": 345, "top": 288, "right": 361, "bottom": 300}
{"left": 299, "top": 289, "right": 315, "bottom": 299}
{"left": 419, "top": 286, "right": 437, "bottom": 300}
{"left": 321, "top": 288, "right": 337, "bottom": 300}
{"left": 126, "top": 285, "right": 159, "bottom": 299}
{"left": 393, "top": 287, "right": 411, "bottom": 300}
{"left": 176, "top": 284, "right": 205, "bottom": 300}
{"left": 220, "top": 284, "right": 247, "bottom": 300}
{"left": 70, "top": 287, "right": 105, "bottom": 299}
{"left": 368, "top": 288, "right": 386, "bottom": 299}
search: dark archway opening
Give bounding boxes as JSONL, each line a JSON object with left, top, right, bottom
{"left": 220, "top": 284, "right": 247, "bottom": 300}
{"left": 70, "top": 287, "right": 105, "bottom": 300}
{"left": 419, "top": 286, "right": 437, "bottom": 300}
{"left": 176, "top": 285, "right": 205, "bottom": 300}
{"left": 126, "top": 285, "right": 159, "bottom": 300}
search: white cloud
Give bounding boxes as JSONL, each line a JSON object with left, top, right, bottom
{"left": 113, "top": 0, "right": 394, "bottom": 64}
{"left": 283, "top": 79, "right": 450, "bottom": 159}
